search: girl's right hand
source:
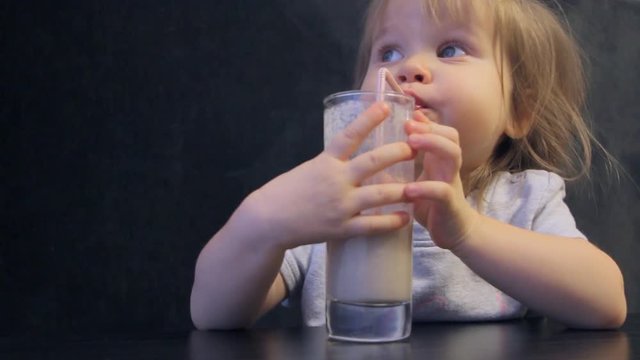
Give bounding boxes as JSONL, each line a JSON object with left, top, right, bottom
{"left": 235, "top": 102, "right": 415, "bottom": 251}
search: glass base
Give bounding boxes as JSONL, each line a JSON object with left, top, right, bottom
{"left": 326, "top": 300, "right": 411, "bottom": 343}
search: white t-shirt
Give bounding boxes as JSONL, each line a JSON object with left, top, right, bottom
{"left": 280, "top": 170, "right": 586, "bottom": 326}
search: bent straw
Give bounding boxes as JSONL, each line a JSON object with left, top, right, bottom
{"left": 374, "top": 68, "right": 405, "bottom": 149}
{"left": 376, "top": 68, "right": 404, "bottom": 101}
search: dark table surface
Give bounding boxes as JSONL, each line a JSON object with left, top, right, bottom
{"left": 2, "top": 314, "right": 639, "bottom": 359}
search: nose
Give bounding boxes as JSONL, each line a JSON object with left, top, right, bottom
{"left": 397, "top": 57, "right": 432, "bottom": 84}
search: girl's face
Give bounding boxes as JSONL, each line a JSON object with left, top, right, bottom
{"left": 361, "top": 0, "right": 518, "bottom": 179}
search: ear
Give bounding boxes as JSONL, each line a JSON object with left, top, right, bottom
{"left": 505, "top": 95, "right": 534, "bottom": 139}
{"left": 505, "top": 117, "right": 531, "bottom": 139}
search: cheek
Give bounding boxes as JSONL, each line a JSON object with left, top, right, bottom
{"left": 442, "top": 76, "right": 507, "bottom": 129}
{"left": 438, "top": 81, "right": 507, "bottom": 167}
{"left": 360, "top": 73, "right": 377, "bottom": 91}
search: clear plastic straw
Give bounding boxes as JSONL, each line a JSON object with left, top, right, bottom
{"left": 375, "top": 68, "right": 404, "bottom": 149}
{"left": 371, "top": 68, "right": 405, "bottom": 198}
{"left": 376, "top": 68, "right": 404, "bottom": 101}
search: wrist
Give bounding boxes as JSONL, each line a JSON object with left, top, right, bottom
{"left": 448, "top": 209, "right": 482, "bottom": 258}
{"left": 228, "top": 191, "right": 290, "bottom": 254}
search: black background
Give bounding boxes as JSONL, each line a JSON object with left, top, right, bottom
{"left": 2, "top": 0, "right": 639, "bottom": 336}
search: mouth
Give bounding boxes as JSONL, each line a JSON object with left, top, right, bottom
{"left": 403, "top": 89, "right": 440, "bottom": 123}
{"left": 402, "top": 89, "right": 429, "bottom": 110}
{"left": 402, "top": 88, "right": 439, "bottom": 122}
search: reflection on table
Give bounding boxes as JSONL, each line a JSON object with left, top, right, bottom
{"left": 1, "top": 315, "right": 635, "bottom": 359}
{"left": 188, "top": 317, "right": 631, "bottom": 360}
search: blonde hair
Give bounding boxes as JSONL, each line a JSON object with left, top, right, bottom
{"left": 355, "top": 0, "right": 607, "bottom": 195}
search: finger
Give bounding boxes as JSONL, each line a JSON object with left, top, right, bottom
{"left": 412, "top": 109, "right": 432, "bottom": 123}
{"left": 325, "top": 102, "right": 390, "bottom": 160}
{"left": 407, "top": 133, "right": 462, "bottom": 160}
{"left": 348, "top": 142, "right": 414, "bottom": 183}
{"left": 406, "top": 119, "right": 460, "bottom": 144}
{"left": 349, "top": 183, "right": 409, "bottom": 212}
{"left": 405, "top": 181, "right": 454, "bottom": 203}
{"left": 343, "top": 212, "right": 410, "bottom": 237}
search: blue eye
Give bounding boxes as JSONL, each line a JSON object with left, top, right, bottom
{"left": 438, "top": 44, "right": 466, "bottom": 58}
{"left": 381, "top": 48, "right": 403, "bottom": 62}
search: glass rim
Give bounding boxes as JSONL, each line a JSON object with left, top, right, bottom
{"left": 323, "top": 90, "right": 413, "bottom": 107}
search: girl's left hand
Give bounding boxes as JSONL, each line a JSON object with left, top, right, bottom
{"left": 404, "top": 110, "right": 479, "bottom": 250}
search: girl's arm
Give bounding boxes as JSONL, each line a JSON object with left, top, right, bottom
{"left": 405, "top": 111, "right": 626, "bottom": 329}
{"left": 190, "top": 103, "right": 415, "bottom": 329}
{"left": 189, "top": 199, "right": 288, "bottom": 330}
{"left": 452, "top": 214, "right": 626, "bottom": 329}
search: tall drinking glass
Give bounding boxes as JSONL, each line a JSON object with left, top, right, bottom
{"left": 323, "top": 90, "right": 414, "bottom": 342}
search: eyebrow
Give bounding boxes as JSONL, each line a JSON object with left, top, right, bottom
{"left": 372, "top": 24, "right": 392, "bottom": 41}
{"left": 372, "top": 22, "right": 480, "bottom": 48}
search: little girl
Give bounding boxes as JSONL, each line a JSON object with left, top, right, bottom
{"left": 190, "top": 0, "right": 626, "bottom": 330}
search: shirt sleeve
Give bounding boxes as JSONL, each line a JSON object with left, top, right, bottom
{"left": 280, "top": 245, "right": 312, "bottom": 300}
{"left": 530, "top": 171, "right": 586, "bottom": 239}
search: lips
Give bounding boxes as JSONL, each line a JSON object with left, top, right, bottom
{"left": 402, "top": 88, "right": 429, "bottom": 111}
{"left": 401, "top": 88, "right": 438, "bottom": 122}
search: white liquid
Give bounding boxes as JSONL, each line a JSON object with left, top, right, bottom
{"left": 324, "top": 91, "right": 415, "bottom": 307}
{"left": 327, "top": 223, "right": 412, "bottom": 303}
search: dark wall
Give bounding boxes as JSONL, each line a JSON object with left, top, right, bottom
{"left": 2, "top": 0, "right": 639, "bottom": 336}
{"left": 563, "top": 0, "right": 640, "bottom": 320}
